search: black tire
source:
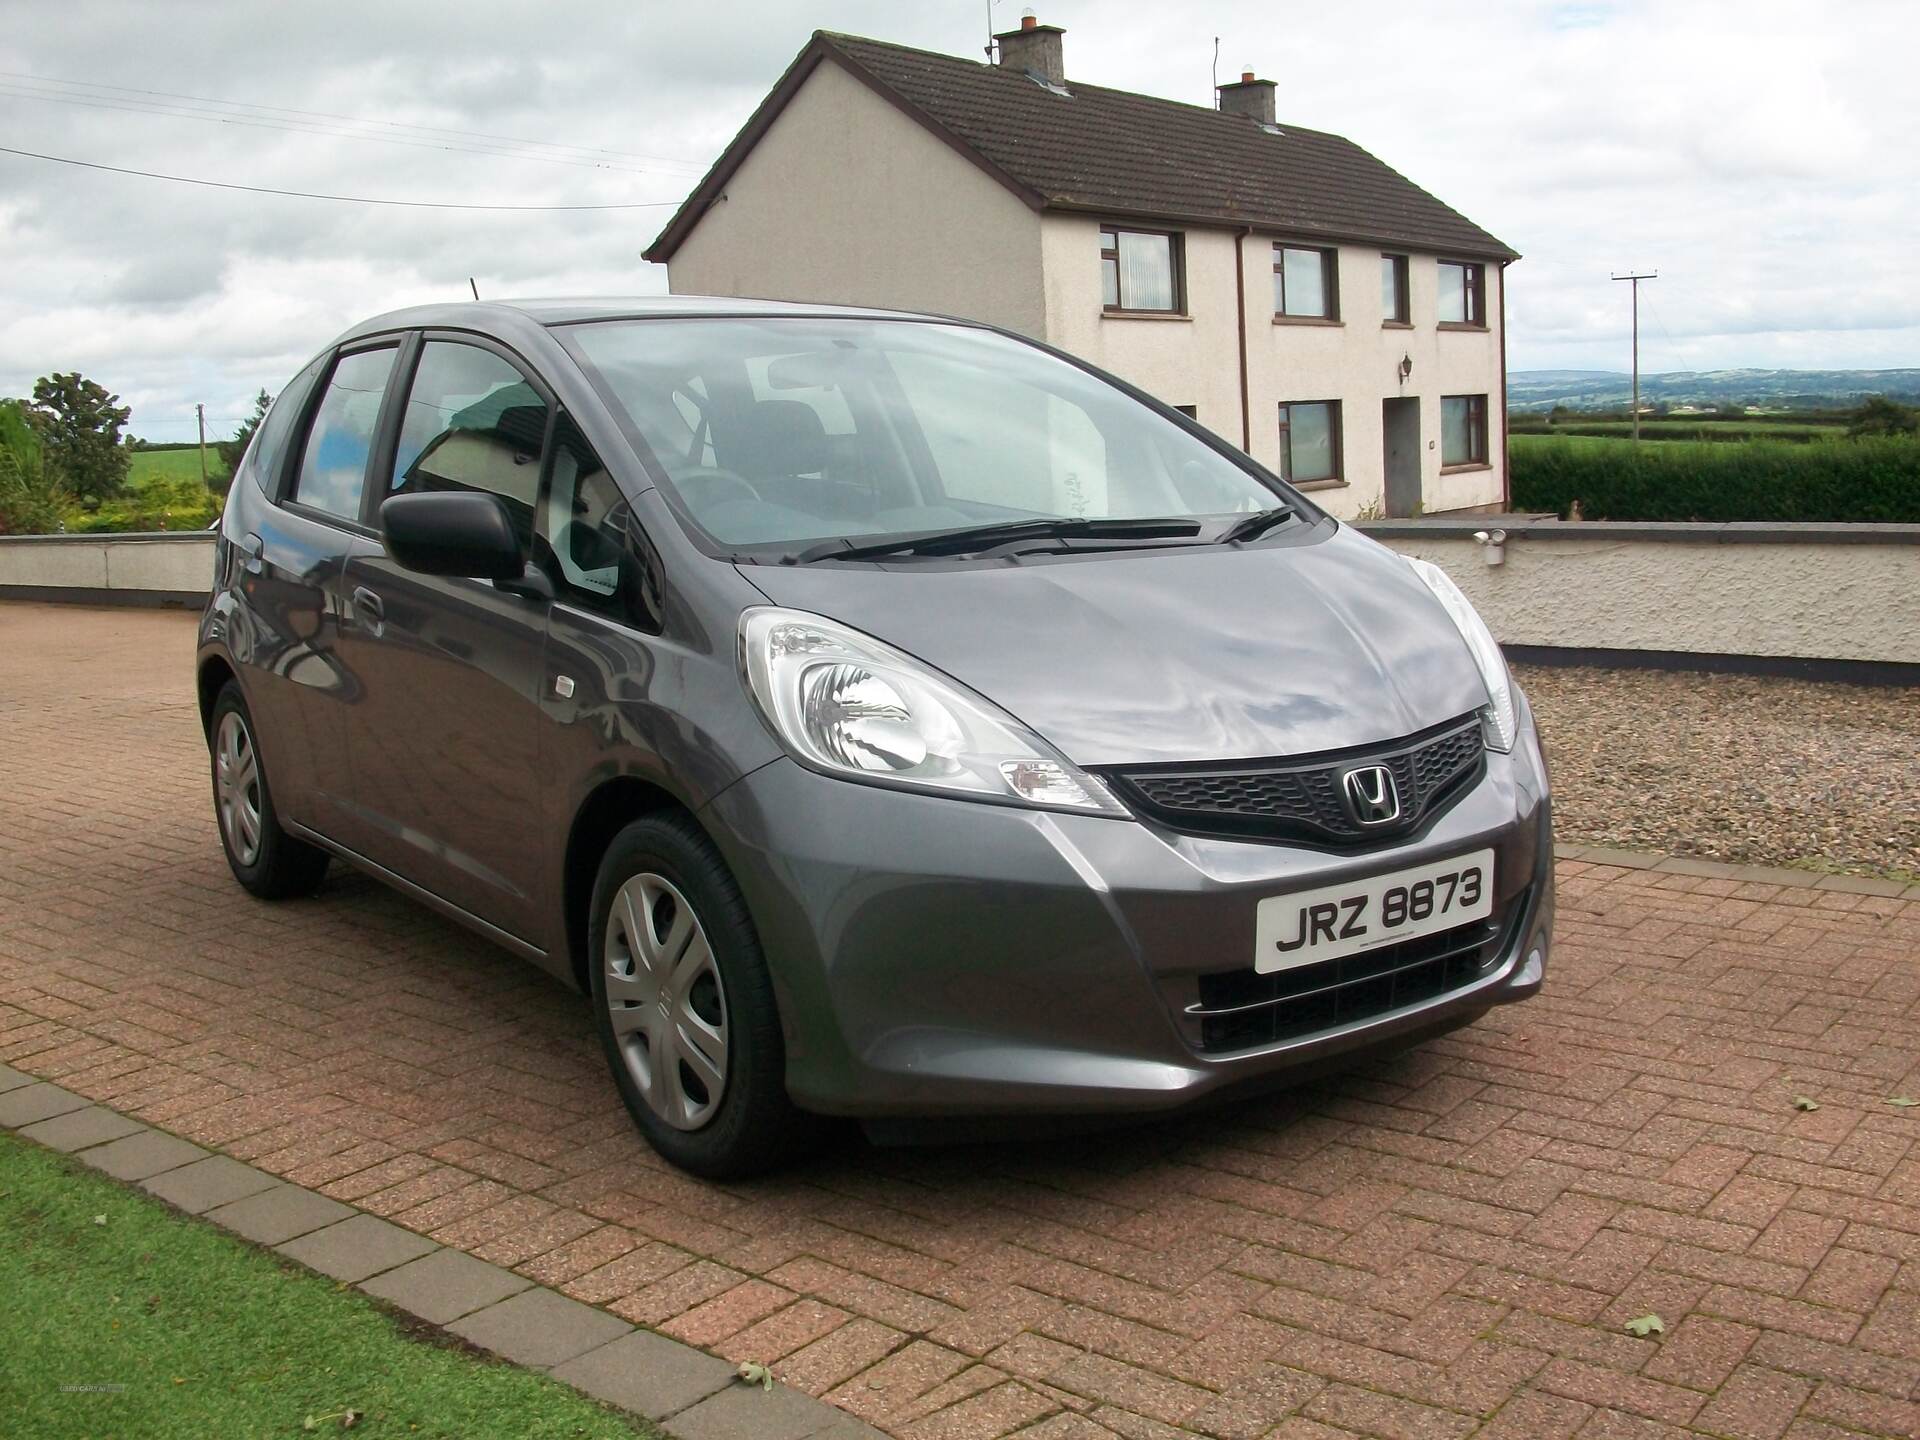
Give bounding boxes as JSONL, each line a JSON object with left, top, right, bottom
{"left": 208, "top": 681, "right": 330, "bottom": 900}
{"left": 587, "top": 812, "right": 807, "bottom": 1178}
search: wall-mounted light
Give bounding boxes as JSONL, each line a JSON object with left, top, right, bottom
{"left": 1398, "top": 353, "right": 1414, "bottom": 384}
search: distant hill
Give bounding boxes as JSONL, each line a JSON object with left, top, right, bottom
{"left": 1509, "top": 368, "right": 1920, "bottom": 413}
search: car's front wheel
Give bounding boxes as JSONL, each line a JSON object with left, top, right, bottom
{"left": 208, "top": 681, "right": 330, "bottom": 899}
{"left": 588, "top": 813, "right": 806, "bottom": 1178}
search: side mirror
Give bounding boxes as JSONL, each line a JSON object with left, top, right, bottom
{"left": 381, "top": 491, "right": 526, "bottom": 581}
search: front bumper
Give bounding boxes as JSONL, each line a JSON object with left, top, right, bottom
{"left": 701, "top": 713, "right": 1552, "bottom": 1119}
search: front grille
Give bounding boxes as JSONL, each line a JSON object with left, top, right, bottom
{"left": 1183, "top": 889, "right": 1528, "bottom": 1054}
{"left": 1104, "top": 714, "right": 1484, "bottom": 847}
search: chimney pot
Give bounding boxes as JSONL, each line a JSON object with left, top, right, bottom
{"left": 1217, "top": 68, "right": 1277, "bottom": 125}
{"left": 994, "top": 14, "right": 1066, "bottom": 87}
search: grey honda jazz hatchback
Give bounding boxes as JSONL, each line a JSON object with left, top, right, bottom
{"left": 198, "top": 297, "right": 1551, "bottom": 1176}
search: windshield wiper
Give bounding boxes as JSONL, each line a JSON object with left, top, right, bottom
{"left": 795, "top": 516, "right": 1204, "bottom": 563}
{"left": 1214, "top": 505, "right": 1296, "bottom": 545}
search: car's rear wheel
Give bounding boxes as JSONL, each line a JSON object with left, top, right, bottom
{"left": 588, "top": 813, "right": 805, "bottom": 1178}
{"left": 209, "top": 681, "right": 330, "bottom": 899}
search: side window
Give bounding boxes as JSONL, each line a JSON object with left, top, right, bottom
{"left": 391, "top": 342, "right": 548, "bottom": 548}
{"left": 291, "top": 346, "right": 398, "bottom": 521}
{"left": 246, "top": 353, "right": 326, "bottom": 493}
{"left": 540, "top": 412, "right": 657, "bottom": 627}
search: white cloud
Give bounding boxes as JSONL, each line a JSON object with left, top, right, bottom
{"left": 3, "top": 0, "right": 1915, "bottom": 440}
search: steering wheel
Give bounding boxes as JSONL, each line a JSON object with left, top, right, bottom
{"left": 671, "top": 466, "right": 761, "bottom": 510}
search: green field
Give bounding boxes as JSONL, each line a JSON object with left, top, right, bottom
{"left": 0, "top": 1131, "right": 655, "bottom": 1440}
{"left": 1509, "top": 419, "right": 1841, "bottom": 444}
{"left": 1511, "top": 432, "right": 1730, "bottom": 460}
{"left": 128, "top": 447, "right": 229, "bottom": 489}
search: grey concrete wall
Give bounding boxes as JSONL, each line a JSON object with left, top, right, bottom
{"left": 7, "top": 522, "right": 1915, "bottom": 671}
{"left": 0, "top": 532, "right": 216, "bottom": 604}
{"left": 1358, "top": 519, "right": 1920, "bottom": 667}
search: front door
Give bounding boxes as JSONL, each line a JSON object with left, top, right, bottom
{"left": 1383, "top": 397, "right": 1422, "bottom": 519}
{"left": 331, "top": 337, "right": 553, "bottom": 944}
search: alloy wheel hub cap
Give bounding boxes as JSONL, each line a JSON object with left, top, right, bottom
{"left": 603, "top": 872, "right": 729, "bottom": 1131}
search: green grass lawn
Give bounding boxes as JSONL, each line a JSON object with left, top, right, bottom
{"left": 0, "top": 1131, "right": 657, "bottom": 1440}
{"left": 129, "top": 446, "right": 229, "bottom": 489}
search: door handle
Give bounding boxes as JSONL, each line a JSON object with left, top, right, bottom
{"left": 351, "top": 585, "right": 385, "bottom": 633}
{"left": 238, "top": 532, "right": 264, "bottom": 576}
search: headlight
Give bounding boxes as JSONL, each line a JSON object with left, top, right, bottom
{"left": 1404, "top": 557, "right": 1516, "bottom": 752}
{"left": 739, "top": 607, "right": 1126, "bottom": 814}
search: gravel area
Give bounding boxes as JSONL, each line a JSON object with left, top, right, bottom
{"left": 1517, "top": 664, "right": 1920, "bottom": 879}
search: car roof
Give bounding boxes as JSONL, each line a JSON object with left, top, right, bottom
{"left": 337, "top": 294, "right": 960, "bottom": 341}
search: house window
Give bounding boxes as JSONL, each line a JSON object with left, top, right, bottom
{"left": 1273, "top": 245, "right": 1338, "bottom": 320}
{"left": 1441, "top": 395, "right": 1489, "bottom": 467}
{"left": 1278, "top": 401, "right": 1342, "bottom": 484}
{"left": 1100, "top": 227, "right": 1181, "bottom": 313}
{"left": 1173, "top": 404, "right": 1197, "bottom": 420}
{"left": 1381, "top": 254, "right": 1410, "bottom": 325}
{"left": 1438, "top": 261, "right": 1485, "bottom": 327}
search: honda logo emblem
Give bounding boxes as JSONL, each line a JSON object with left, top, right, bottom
{"left": 1342, "top": 765, "right": 1401, "bottom": 825}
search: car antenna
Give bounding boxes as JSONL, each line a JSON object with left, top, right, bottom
{"left": 469, "top": 277, "right": 480, "bottom": 301}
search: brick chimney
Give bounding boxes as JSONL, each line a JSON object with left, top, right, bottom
{"left": 994, "top": 11, "right": 1066, "bottom": 87}
{"left": 1217, "top": 66, "right": 1276, "bottom": 125}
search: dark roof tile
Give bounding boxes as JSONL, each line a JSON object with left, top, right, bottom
{"left": 648, "top": 32, "right": 1516, "bottom": 263}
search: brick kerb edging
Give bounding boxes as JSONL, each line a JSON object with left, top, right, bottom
{"left": 1551, "top": 841, "right": 1920, "bottom": 899}
{"left": 0, "top": 1070, "right": 884, "bottom": 1440}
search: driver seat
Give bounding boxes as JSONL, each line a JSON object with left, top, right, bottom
{"left": 727, "top": 400, "right": 830, "bottom": 491}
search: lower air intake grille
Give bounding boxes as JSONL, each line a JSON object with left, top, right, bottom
{"left": 1186, "top": 889, "right": 1527, "bottom": 1054}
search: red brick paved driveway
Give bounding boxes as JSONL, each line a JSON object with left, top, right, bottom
{"left": 3, "top": 601, "right": 1917, "bottom": 1440}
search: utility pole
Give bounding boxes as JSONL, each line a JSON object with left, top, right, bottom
{"left": 195, "top": 403, "right": 208, "bottom": 488}
{"left": 1611, "top": 271, "right": 1657, "bottom": 443}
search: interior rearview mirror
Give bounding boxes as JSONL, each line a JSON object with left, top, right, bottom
{"left": 765, "top": 352, "right": 842, "bottom": 390}
{"left": 381, "top": 491, "right": 527, "bottom": 582}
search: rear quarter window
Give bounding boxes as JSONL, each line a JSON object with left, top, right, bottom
{"left": 290, "top": 346, "right": 399, "bottom": 522}
{"left": 244, "top": 353, "right": 327, "bottom": 495}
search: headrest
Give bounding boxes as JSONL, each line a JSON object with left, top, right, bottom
{"left": 729, "top": 400, "right": 828, "bottom": 477}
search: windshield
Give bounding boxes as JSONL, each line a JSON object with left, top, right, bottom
{"left": 562, "top": 317, "right": 1297, "bottom": 555}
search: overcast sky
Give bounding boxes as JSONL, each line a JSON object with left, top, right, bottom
{"left": 3, "top": 1, "right": 1915, "bottom": 441}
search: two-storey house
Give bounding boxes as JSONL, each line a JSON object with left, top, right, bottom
{"left": 645, "top": 17, "right": 1517, "bottom": 517}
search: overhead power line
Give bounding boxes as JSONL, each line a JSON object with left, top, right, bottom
{"left": 0, "top": 81, "right": 706, "bottom": 180}
{"left": 0, "top": 144, "right": 684, "bottom": 211}
{"left": 0, "top": 69, "right": 709, "bottom": 177}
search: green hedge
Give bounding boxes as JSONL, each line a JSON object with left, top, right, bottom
{"left": 1509, "top": 436, "right": 1920, "bottom": 522}
{"left": 64, "top": 474, "right": 222, "bottom": 533}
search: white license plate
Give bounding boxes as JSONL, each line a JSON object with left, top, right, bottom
{"left": 1253, "top": 849, "right": 1495, "bottom": 974}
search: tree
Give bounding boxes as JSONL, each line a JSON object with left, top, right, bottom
{"left": 0, "top": 398, "right": 71, "bottom": 535}
{"left": 1848, "top": 395, "right": 1918, "bottom": 438}
{"left": 27, "top": 372, "right": 130, "bottom": 510}
{"left": 215, "top": 389, "right": 272, "bottom": 491}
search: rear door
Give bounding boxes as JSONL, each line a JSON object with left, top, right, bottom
{"left": 238, "top": 341, "right": 403, "bottom": 834}
{"left": 331, "top": 334, "right": 553, "bottom": 944}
